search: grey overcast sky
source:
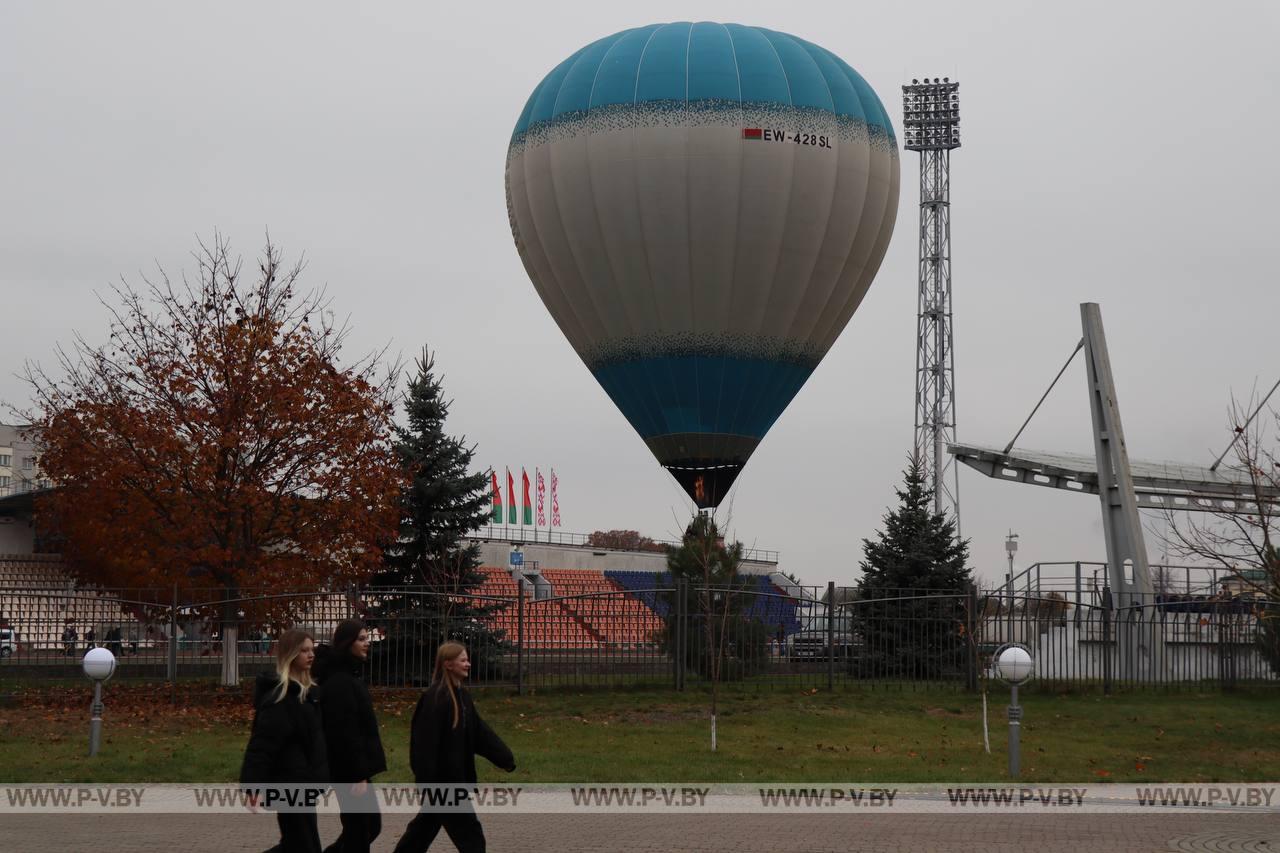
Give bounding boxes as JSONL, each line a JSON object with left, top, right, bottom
{"left": 3, "top": 1, "right": 1277, "bottom": 586}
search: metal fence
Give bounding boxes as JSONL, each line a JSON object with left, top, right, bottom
{"left": 474, "top": 526, "right": 780, "bottom": 564}
{"left": 0, "top": 579, "right": 1276, "bottom": 692}
{"left": 1001, "top": 561, "right": 1268, "bottom": 602}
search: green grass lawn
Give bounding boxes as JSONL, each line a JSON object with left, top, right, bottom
{"left": 1, "top": 681, "right": 1277, "bottom": 783}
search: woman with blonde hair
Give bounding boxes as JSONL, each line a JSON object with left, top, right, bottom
{"left": 240, "top": 628, "right": 329, "bottom": 853}
{"left": 393, "top": 642, "right": 515, "bottom": 853}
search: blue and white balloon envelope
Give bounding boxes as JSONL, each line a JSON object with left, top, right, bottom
{"left": 506, "top": 23, "right": 900, "bottom": 507}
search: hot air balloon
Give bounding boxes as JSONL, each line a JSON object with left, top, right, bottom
{"left": 505, "top": 22, "right": 899, "bottom": 508}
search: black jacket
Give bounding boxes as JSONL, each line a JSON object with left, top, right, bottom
{"left": 313, "top": 648, "right": 387, "bottom": 783}
{"left": 409, "top": 682, "right": 515, "bottom": 783}
{"left": 240, "top": 674, "right": 329, "bottom": 784}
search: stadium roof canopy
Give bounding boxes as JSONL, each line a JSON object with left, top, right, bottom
{"left": 949, "top": 443, "right": 1279, "bottom": 514}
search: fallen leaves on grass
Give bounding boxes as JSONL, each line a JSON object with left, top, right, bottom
{"left": 4, "top": 683, "right": 256, "bottom": 729}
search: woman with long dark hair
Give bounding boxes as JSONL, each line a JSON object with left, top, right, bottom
{"left": 313, "top": 618, "right": 386, "bottom": 853}
{"left": 393, "top": 642, "right": 515, "bottom": 853}
{"left": 240, "top": 628, "right": 329, "bottom": 853}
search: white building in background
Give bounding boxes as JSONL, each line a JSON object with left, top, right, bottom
{"left": 0, "top": 424, "right": 45, "bottom": 553}
{"left": 0, "top": 423, "right": 45, "bottom": 496}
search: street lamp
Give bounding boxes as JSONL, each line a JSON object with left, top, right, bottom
{"left": 82, "top": 646, "right": 116, "bottom": 757}
{"left": 994, "top": 643, "right": 1034, "bottom": 777}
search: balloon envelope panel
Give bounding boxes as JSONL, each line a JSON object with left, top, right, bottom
{"left": 506, "top": 22, "right": 899, "bottom": 507}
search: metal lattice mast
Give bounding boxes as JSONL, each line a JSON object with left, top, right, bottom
{"left": 903, "top": 78, "right": 961, "bottom": 527}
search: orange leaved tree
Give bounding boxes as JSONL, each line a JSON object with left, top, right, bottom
{"left": 25, "top": 237, "right": 404, "bottom": 684}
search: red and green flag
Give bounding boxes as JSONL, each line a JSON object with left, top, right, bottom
{"left": 490, "top": 471, "right": 502, "bottom": 523}
{"left": 522, "top": 468, "right": 533, "bottom": 525}
{"left": 506, "top": 468, "right": 517, "bottom": 525}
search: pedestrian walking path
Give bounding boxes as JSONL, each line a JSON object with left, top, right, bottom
{"left": 4, "top": 812, "right": 1279, "bottom": 852}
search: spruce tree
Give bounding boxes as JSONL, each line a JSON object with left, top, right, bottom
{"left": 858, "top": 459, "right": 972, "bottom": 592}
{"left": 379, "top": 347, "right": 489, "bottom": 587}
{"left": 366, "top": 348, "right": 502, "bottom": 684}
{"left": 855, "top": 458, "right": 973, "bottom": 679}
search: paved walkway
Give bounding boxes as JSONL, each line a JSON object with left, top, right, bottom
{"left": 5, "top": 813, "right": 1280, "bottom": 852}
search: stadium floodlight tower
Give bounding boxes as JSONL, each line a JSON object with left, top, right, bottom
{"left": 903, "top": 78, "right": 962, "bottom": 526}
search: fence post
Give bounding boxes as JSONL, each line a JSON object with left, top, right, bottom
{"left": 827, "top": 581, "right": 836, "bottom": 691}
{"left": 676, "top": 578, "right": 687, "bottom": 692}
{"left": 965, "top": 584, "right": 978, "bottom": 692}
{"left": 1215, "top": 599, "right": 1236, "bottom": 691}
{"left": 1074, "top": 562, "right": 1082, "bottom": 625}
{"left": 671, "top": 578, "right": 680, "bottom": 691}
{"left": 168, "top": 583, "right": 178, "bottom": 704}
{"left": 681, "top": 577, "right": 689, "bottom": 691}
{"left": 516, "top": 585, "right": 525, "bottom": 696}
{"left": 1101, "top": 586, "right": 1113, "bottom": 696}
{"left": 1005, "top": 572, "right": 1014, "bottom": 644}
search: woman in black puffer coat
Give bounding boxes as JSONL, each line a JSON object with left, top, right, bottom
{"left": 393, "top": 641, "right": 515, "bottom": 853}
{"left": 313, "top": 619, "right": 387, "bottom": 853}
{"left": 240, "top": 628, "right": 329, "bottom": 853}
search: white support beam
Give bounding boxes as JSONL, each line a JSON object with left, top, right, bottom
{"left": 949, "top": 445, "right": 1277, "bottom": 514}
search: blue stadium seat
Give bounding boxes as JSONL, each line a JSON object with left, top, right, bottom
{"left": 603, "top": 571, "right": 800, "bottom": 632}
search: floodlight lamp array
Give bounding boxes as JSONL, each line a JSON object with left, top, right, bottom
{"left": 902, "top": 78, "right": 960, "bottom": 151}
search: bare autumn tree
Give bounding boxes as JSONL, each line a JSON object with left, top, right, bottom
{"left": 585, "top": 529, "right": 664, "bottom": 552}
{"left": 24, "top": 236, "right": 405, "bottom": 684}
{"left": 1162, "top": 398, "right": 1280, "bottom": 594}
{"left": 1161, "top": 395, "right": 1280, "bottom": 671}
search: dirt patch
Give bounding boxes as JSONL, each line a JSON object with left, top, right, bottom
{"left": 612, "top": 708, "right": 700, "bottom": 725}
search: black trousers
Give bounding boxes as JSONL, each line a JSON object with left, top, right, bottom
{"left": 392, "top": 808, "right": 486, "bottom": 853}
{"left": 273, "top": 810, "right": 322, "bottom": 853}
{"left": 322, "top": 786, "right": 382, "bottom": 853}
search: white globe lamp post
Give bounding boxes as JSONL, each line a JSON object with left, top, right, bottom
{"left": 82, "top": 646, "right": 116, "bottom": 757}
{"left": 994, "top": 644, "right": 1034, "bottom": 777}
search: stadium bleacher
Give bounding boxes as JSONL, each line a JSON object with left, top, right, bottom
{"left": 542, "top": 569, "right": 664, "bottom": 646}
{"left": 743, "top": 575, "right": 803, "bottom": 634}
{"left": 0, "top": 556, "right": 799, "bottom": 656}
{"left": 0, "top": 555, "right": 134, "bottom": 651}
{"left": 605, "top": 570, "right": 801, "bottom": 633}
{"left": 476, "top": 568, "right": 600, "bottom": 649}
{"left": 606, "top": 570, "right": 673, "bottom": 617}
{"left": 477, "top": 567, "right": 669, "bottom": 649}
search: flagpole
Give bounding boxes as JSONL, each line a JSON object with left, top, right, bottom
{"left": 489, "top": 469, "right": 499, "bottom": 540}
